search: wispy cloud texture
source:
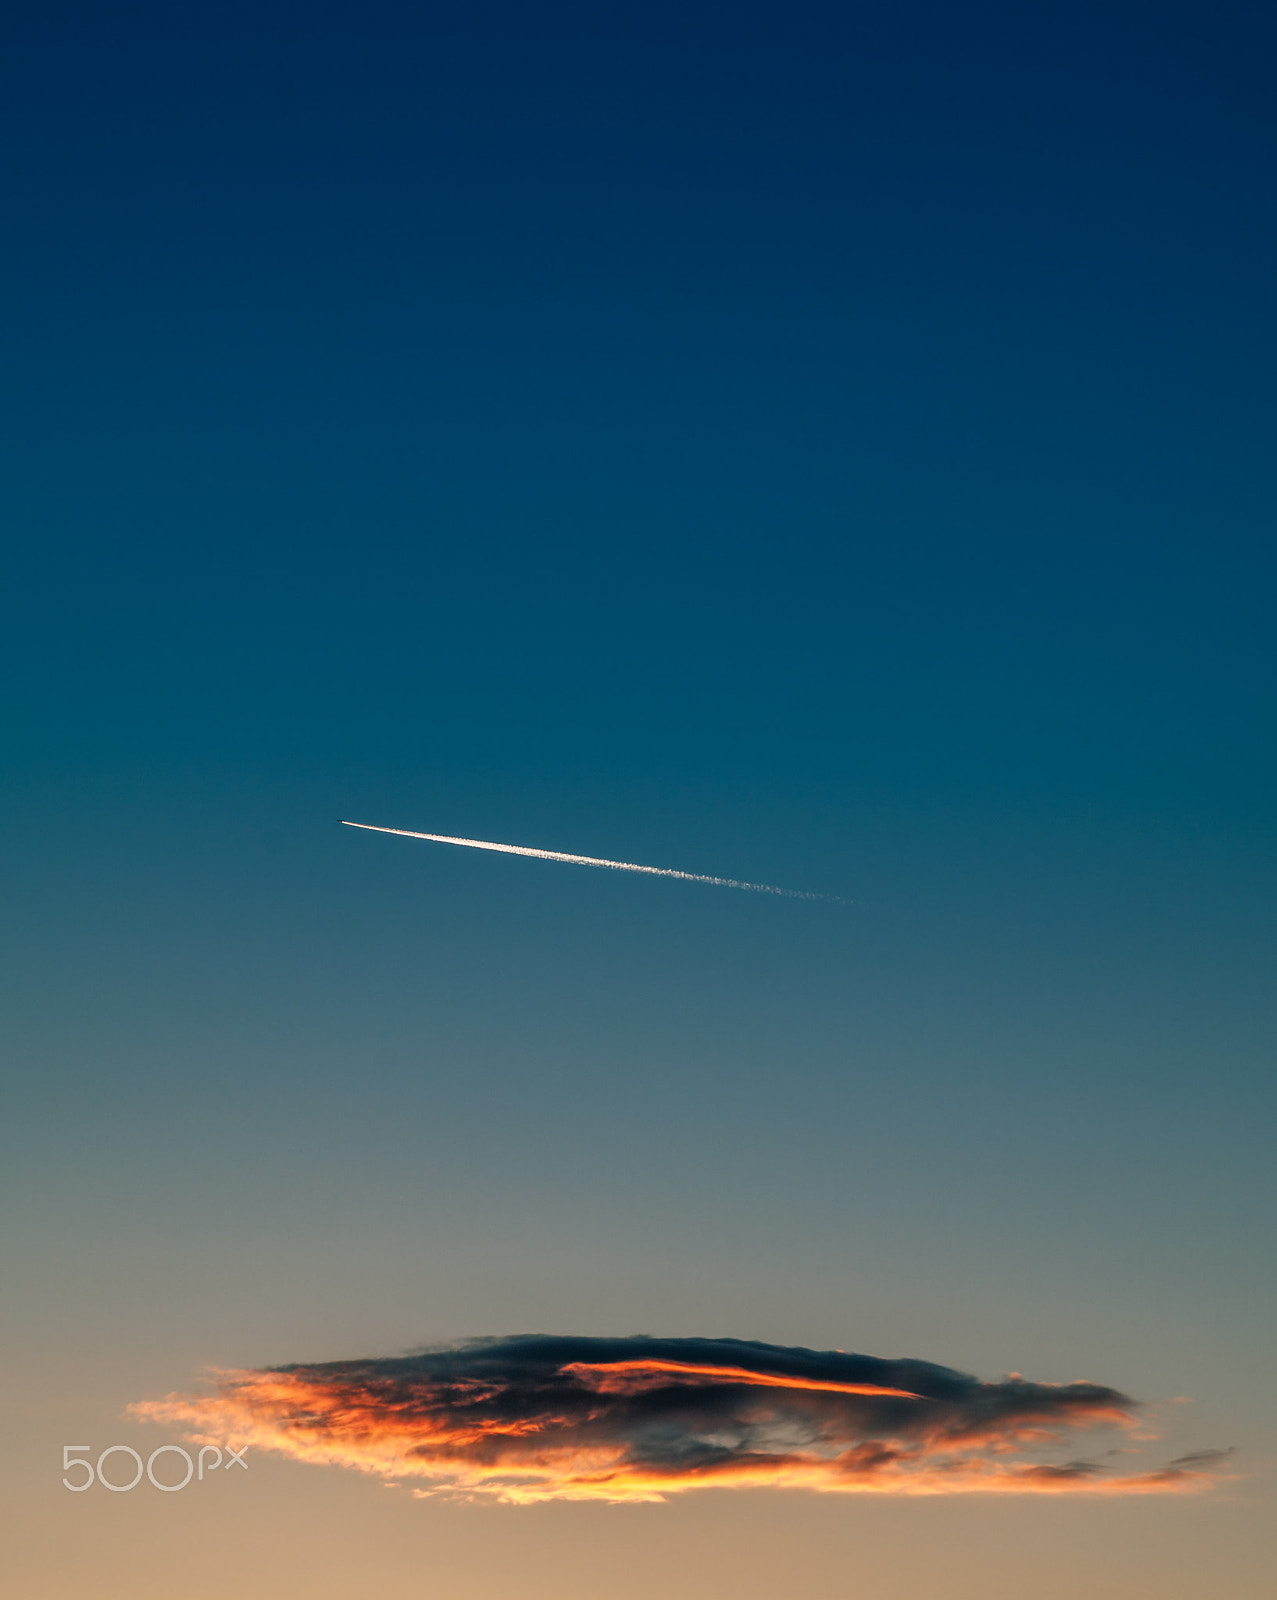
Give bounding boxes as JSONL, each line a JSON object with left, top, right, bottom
{"left": 132, "top": 1336, "right": 1227, "bottom": 1503}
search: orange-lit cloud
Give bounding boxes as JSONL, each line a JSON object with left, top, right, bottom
{"left": 562, "top": 1360, "right": 924, "bottom": 1398}
{"left": 130, "top": 1335, "right": 1230, "bottom": 1504}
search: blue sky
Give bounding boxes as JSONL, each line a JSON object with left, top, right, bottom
{"left": 2, "top": 3, "right": 1275, "bottom": 1595}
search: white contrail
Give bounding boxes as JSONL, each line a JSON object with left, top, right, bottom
{"left": 339, "top": 821, "right": 834, "bottom": 901}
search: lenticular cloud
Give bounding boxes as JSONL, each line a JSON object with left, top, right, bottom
{"left": 130, "top": 1335, "right": 1227, "bottom": 1503}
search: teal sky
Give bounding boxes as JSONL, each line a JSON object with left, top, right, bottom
{"left": 2, "top": 3, "right": 1275, "bottom": 1595}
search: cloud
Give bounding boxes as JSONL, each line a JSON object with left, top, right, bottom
{"left": 1164, "top": 1447, "right": 1234, "bottom": 1470}
{"left": 130, "top": 1335, "right": 1230, "bottom": 1504}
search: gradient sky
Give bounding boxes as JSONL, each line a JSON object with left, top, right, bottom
{"left": 2, "top": 2, "right": 1274, "bottom": 1595}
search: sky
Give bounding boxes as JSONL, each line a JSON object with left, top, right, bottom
{"left": 1, "top": 1, "right": 1274, "bottom": 1595}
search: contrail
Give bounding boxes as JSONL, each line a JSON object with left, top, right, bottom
{"left": 339, "top": 820, "right": 834, "bottom": 901}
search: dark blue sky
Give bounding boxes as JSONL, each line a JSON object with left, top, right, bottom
{"left": 5, "top": 0, "right": 1274, "bottom": 817}
{"left": 3, "top": 6, "right": 1275, "bottom": 1595}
